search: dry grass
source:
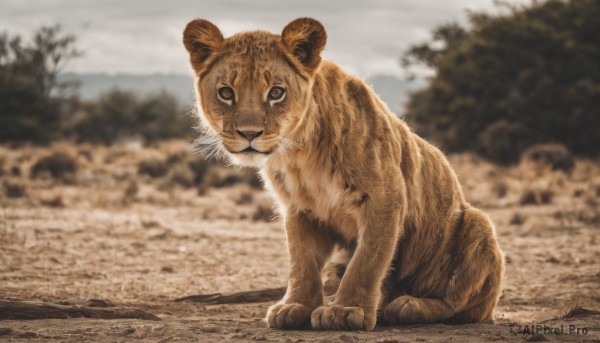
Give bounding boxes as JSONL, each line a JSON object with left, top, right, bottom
{"left": 0, "top": 141, "right": 267, "bottom": 213}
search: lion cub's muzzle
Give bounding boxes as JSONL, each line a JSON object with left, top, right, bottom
{"left": 229, "top": 114, "right": 272, "bottom": 154}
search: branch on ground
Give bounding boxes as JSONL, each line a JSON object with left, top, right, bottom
{"left": 175, "top": 287, "right": 286, "bottom": 304}
{"left": 0, "top": 299, "right": 160, "bottom": 321}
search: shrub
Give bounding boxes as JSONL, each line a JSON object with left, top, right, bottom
{"left": 253, "top": 204, "right": 276, "bottom": 221}
{"left": 519, "top": 190, "right": 537, "bottom": 205}
{"left": 521, "top": 144, "right": 575, "bottom": 173}
{"left": 519, "top": 189, "right": 553, "bottom": 205}
{"left": 3, "top": 180, "right": 26, "bottom": 198}
{"left": 122, "top": 180, "right": 139, "bottom": 204}
{"left": 210, "top": 171, "right": 262, "bottom": 189}
{"left": 10, "top": 166, "right": 21, "bottom": 176}
{"left": 168, "top": 164, "right": 195, "bottom": 187}
{"left": 40, "top": 195, "right": 64, "bottom": 208}
{"left": 491, "top": 181, "right": 508, "bottom": 198}
{"left": 31, "top": 152, "right": 77, "bottom": 179}
{"left": 138, "top": 157, "right": 168, "bottom": 178}
{"left": 71, "top": 90, "right": 139, "bottom": 145}
{"left": 509, "top": 212, "right": 525, "bottom": 225}
{"left": 135, "top": 91, "right": 194, "bottom": 143}
{"left": 71, "top": 89, "right": 194, "bottom": 145}
{"left": 479, "top": 121, "right": 532, "bottom": 165}
{"left": 236, "top": 192, "right": 254, "bottom": 205}
{"left": 187, "top": 156, "right": 211, "bottom": 184}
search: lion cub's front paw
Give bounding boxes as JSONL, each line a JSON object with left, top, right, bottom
{"left": 311, "top": 305, "right": 375, "bottom": 331}
{"left": 266, "top": 303, "right": 312, "bottom": 330}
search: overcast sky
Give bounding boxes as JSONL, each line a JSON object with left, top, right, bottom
{"left": 1, "top": 0, "right": 529, "bottom": 78}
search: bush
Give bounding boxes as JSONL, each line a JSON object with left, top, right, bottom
{"left": 168, "top": 164, "right": 195, "bottom": 187}
{"left": 519, "top": 189, "right": 553, "bottom": 205}
{"left": 187, "top": 156, "right": 211, "bottom": 184}
{"left": 479, "top": 121, "right": 532, "bottom": 165}
{"left": 71, "top": 90, "right": 139, "bottom": 145}
{"left": 10, "top": 166, "right": 21, "bottom": 176}
{"left": 404, "top": 0, "right": 600, "bottom": 158}
{"left": 71, "top": 89, "right": 194, "bottom": 145}
{"left": 138, "top": 157, "right": 168, "bottom": 178}
{"left": 253, "top": 203, "right": 276, "bottom": 221}
{"left": 31, "top": 152, "right": 77, "bottom": 179}
{"left": 40, "top": 195, "right": 64, "bottom": 208}
{"left": 135, "top": 91, "right": 194, "bottom": 143}
{"left": 3, "top": 180, "right": 26, "bottom": 198}
{"left": 236, "top": 192, "right": 254, "bottom": 205}
{"left": 211, "top": 172, "right": 262, "bottom": 189}
{"left": 521, "top": 144, "right": 575, "bottom": 173}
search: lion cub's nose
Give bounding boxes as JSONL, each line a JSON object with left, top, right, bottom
{"left": 237, "top": 130, "right": 263, "bottom": 142}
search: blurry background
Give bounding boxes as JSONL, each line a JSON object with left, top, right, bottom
{"left": 1, "top": 0, "right": 598, "bottom": 162}
{"left": 1, "top": 0, "right": 533, "bottom": 110}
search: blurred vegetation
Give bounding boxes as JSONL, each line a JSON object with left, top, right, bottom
{"left": 0, "top": 25, "right": 79, "bottom": 144}
{"left": 69, "top": 90, "right": 194, "bottom": 145}
{"left": 0, "top": 25, "right": 194, "bottom": 145}
{"left": 3, "top": 1, "right": 600, "bottom": 168}
{"left": 403, "top": 0, "right": 600, "bottom": 164}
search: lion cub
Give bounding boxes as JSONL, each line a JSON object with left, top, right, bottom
{"left": 183, "top": 17, "right": 504, "bottom": 331}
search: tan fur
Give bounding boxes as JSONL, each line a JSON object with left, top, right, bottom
{"left": 183, "top": 17, "right": 505, "bottom": 331}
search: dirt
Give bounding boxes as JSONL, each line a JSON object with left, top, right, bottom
{"left": 0, "top": 142, "right": 599, "bottom": 342}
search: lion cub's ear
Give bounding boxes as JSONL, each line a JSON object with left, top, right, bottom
{"left": 281, "top": 18, "right": 327, "bottom": 75}
{"left": 183, "top": 19, "right": 224, "bottom": 76}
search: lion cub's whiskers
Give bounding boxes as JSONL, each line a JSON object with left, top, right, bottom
{"left": 192, "top": 125, "right": 227, "bottom": 161}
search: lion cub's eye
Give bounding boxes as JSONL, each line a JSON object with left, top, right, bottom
{"left": 268, "top": 86, "right": 286, "bottom": 105}
{"left": 217, "top": 87, "right": 235, "bottom": 105}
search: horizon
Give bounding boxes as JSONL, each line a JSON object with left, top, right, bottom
{"left": 57, "top": 71, "right": 422, "bottom": 113}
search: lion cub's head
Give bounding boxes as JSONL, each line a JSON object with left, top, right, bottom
{"left": 183, "top": 18, "right": 327, "bottom": 167}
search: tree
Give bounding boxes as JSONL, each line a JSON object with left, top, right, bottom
{"left": 403, "top": 0, "right": 600, "bottom": 163}
{"left": 0, "top": 25, "right": 80, "bottom": 144}
{"left": 1, "top": 25, "right": 193, "bottom": 145}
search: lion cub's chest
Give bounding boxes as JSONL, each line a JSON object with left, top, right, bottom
{"left": 265, "top": 159, "right": 359, "bottom": 239}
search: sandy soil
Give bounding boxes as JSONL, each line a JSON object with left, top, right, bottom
{"left": 0, "top": 142, "right": 599, "bottom": 342}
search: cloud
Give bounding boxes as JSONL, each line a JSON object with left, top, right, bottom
{"left": 0, "top": 0, "right": 530, "bottom": 77}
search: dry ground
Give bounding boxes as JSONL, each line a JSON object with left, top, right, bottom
{"left": 0, "top": 141, "right": 599, "bottom": 342}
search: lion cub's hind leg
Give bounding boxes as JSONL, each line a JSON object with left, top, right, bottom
{"left": 322, "top": 247, "right": 353, "bottom": 301}
{"left": 383, "top": 208, "right": 504, "bottom": 325}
